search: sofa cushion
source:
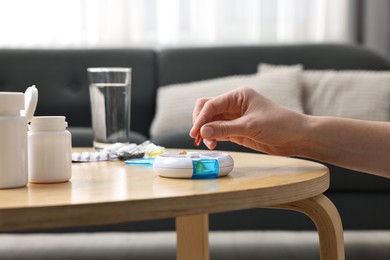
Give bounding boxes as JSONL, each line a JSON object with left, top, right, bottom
{"left": 150, "top": 66, "right": 303, "bottom": 138}
{"left": 303, "top": 70, "right": 390, "bottom": 121}
{"left": 260, "top": 63, "right": 390, "bottom": 121}
{"left": 158, "top": 44, "right": 390, "bottom": 87}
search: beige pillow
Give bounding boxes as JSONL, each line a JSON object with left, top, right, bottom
{"left": 258, "top": 63, "right": 303, "bottom": 73}
{"left": 259, "top": 63, "right": 390, "bottom": 121}
{"left": 150, "top": 67, "right": 303, "bottom": 138}
{"left": 303, "top": 70, "right": 390, "bottom": 121}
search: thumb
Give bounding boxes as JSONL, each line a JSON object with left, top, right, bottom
{"left": 201, "top": 119, "right": 244, "bottom": 139}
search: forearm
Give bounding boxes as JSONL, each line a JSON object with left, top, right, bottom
{"left": 297, "top": 115, "right": 390, "bottom": 178}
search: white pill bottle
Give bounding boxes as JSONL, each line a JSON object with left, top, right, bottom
{"left": 0, "top": 86, "right": 38, "bottom": 189}
{"left": 28, "top": 116, "right": 72, "bottom": 183}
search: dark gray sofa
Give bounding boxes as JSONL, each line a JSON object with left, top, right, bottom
{"left": 1, "top": 44, "right": 390, "bottom": 233}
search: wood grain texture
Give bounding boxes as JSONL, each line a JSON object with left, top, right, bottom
{"left": 271, "top": 194, "right": 345, "bottom": 260}
{"left": 176, "top": 214, "right": 209, "bottom": 260}
{"left": 0, "top": 149, "right": 344, "bottom": 260}
{"left": 0, "top": 150, "right": 329, "bottom": 232}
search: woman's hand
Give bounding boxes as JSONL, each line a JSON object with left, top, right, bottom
{"left": 190, "top": 87, "right": 308, "bottom": 156}
{"left": 190, "top": 86, "right": 390, "bottom": 178}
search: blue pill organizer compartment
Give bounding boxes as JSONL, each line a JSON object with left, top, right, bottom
{"left": 153, "top": 152, "right": 234, "bottom": 179}
{"left": 192, "top": 159, "right": 219, "bottom": 179}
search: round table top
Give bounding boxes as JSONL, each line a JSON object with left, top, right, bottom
{"left": 0, "top": 149, "right": 329, "bottom": 232}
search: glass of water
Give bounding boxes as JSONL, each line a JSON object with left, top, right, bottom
{"left": 87, "top": 67, "right": 131, "bottom": 149}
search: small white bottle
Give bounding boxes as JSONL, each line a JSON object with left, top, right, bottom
{"left": 0, "top": 93, "right": 28, "bottom": 189}
{"left": 28, "top": 116, "right": 72, "bottom": 183}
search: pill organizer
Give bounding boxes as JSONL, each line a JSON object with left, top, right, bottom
{"left": 153, "top": 152, "right": 234, "bottom": 179}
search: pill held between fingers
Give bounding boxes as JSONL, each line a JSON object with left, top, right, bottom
{"left": 194, "top": 132, "right": 202, "bottom": 147}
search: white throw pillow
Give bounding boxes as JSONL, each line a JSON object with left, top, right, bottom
{"left": 150, "top": 67, "right": 303, "bottom": 138}
{"left": 258, "top": 63, "right": 303, "bottom": 73}
{"left": 259, "top": 63, "right": 390, "bottom": 121}
{"left": 303, "top": 70, "right": 390, "bottom": 121}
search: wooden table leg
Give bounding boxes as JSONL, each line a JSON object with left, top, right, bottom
{"left": 271, "top": 194, "right": 345, "bottom": 260}
{"left": 176, "top": 214, "right": 210, "bottom": 260}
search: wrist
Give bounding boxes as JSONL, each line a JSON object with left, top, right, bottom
{"left": 291, "top": 114, "right": 322, "bottom": 158}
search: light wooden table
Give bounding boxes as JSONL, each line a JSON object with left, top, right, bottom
{"left": 0, "top": 150, "right": 344, "bottom": 260}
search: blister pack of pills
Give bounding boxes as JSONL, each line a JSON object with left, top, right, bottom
{"left": 72, "top": 141, "right": 165, "bottom": 162}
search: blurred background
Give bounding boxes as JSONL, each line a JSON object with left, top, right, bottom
{"left": 0, "top": 0, "right": 388, "bottom": 60}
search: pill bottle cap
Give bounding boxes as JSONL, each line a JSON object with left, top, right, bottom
{"left": 0, "top": 92, "right": 24, "bottom": 113}
{"left": 21, "top": 85, "right": 38, "bottom": 123}
{"left": 29, "top": 116, "right": 68, "bottom": 131}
